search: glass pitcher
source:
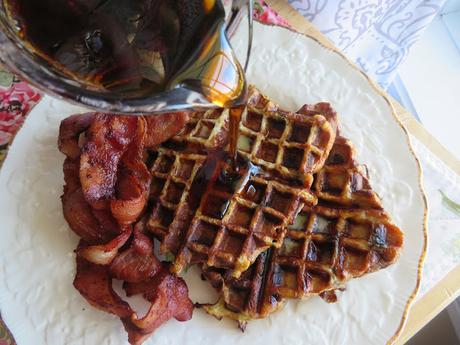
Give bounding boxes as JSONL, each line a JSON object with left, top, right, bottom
{"left": 0, "top": 0, "right": 253, "bottom": 114}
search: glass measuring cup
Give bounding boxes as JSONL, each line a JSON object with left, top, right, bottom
{"left": 0, "top": 0, "right": 253, "bottom": 114}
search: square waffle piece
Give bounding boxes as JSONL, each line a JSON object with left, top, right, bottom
{"left": 201, "top": 133, "right": 404, "bottom": 324}
{"left": 146, "top": 87, "right": 338, "bottom": 278}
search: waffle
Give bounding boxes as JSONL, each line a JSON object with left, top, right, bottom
{"left": 146, "top": 87, "right": 338, "bottom": 278}
{"left": 313, "top": 136, "right": 383, "bottom": 209}
{"left": 200, "top": 250, "right": 283, "bottom": 325}
{"left": 201, "top": 130, "right": 404, "bottom": 324}
{"left": 239, "top": 87, "right": 337, "bottom": 183}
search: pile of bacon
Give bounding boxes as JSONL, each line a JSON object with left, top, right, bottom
{"left": 58, "top": 112, "right": 192, "bottom": 345}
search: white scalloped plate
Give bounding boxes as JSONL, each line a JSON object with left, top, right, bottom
{"left": 0, "top": 22, "right": 426, "bottom": 345}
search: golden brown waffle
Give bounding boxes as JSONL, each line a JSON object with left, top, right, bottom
{"left": 146, "top": 87, "right": 338, "bottom": 278}
{"left": 201, "top": 130, "right": 404, "bottom": 324}
{"left": 200, "top": 250, "right": 283, "bottom": 326}
{"left": 238, "top": 87, "right": 337, "bottom": 184}
{"left": 313, "top": 136, "right": 383, "bottom": 209}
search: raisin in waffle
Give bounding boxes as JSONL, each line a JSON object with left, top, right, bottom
{"left": 202, "top": 127, "right": 404, "bottom": 324}
{"left": 146, "top": 87, "right": 338, "bottom": 278}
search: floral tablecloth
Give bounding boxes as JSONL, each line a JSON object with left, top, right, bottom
{"left": 1, "top": 1, "right": 459, "bottom": 344}
{"left": 0, "top": 80, "right": 41, "bottom": 345}
{"left": 0, "top": 79, "right": 41, "bottom": 167}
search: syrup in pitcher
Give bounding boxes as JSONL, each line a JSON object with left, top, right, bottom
{"left": 5, "top": 0, "right": 247, "bottom": 164}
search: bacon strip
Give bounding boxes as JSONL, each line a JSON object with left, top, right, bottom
{"left": 92, "top": 208, "right": 126, "bottom": 235}
{"left": 77, "top": 229, "right": 132, "bottom": 265}
{"left": 62, "top": 188, "right": 119, "bottom": 244}
{"left": 111, "top": 117, "right": 150, "bottom": 225}
{"left": 74, "top": 253, "right": 193, "bottom": 345}
{"left": 74, "top": 253, "right": 133, "bottom": 318}
{"left": 122, "top": 268, "right": 194, "bottom": 345}
{"left": 60, "top": 111, "right": 194, "bottom": 345}
{"left": 110, "top": 222, "right": 161, "bottom": 283}
{"left": 62, "top": 152, "right": 123, "bottom": 244}
{"left": 80, "top": 114, "right": 138, "bottom": 209}
{"left": 58, "top": 112, "right": 95, "bottom": 159}
{"left": 63, "top": 158, "right": 81, "bottom": 194}
{"left": 144, "top": 112, "right": 190, "bottom": 148}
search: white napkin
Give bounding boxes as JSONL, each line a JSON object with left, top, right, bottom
{"left": 288, "top": 0, "right": 446, "bottom": 89}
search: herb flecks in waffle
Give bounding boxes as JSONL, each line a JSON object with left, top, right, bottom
{"left": 200, "top": 94, "right": 404, "bottom": 325}
{"left": 146, "top": 87, "right": 337, "bottom": 277}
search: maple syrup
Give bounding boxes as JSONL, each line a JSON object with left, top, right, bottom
{"left": 5, "top": 0, "right": 247, "bottom": 168}
{"left": 188, "top": 151, "right": 261, "bottom": 220}
{"left": 229, "top": 105, "right": 245, "bottom": 166}
{"left": 4, "top": 0, "right": 247, "bottom": 105}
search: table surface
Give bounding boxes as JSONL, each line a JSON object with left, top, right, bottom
{"left": 264, "top": 1, "right": 460, "bottom": 343}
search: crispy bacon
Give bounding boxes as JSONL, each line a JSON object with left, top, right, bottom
{"left": 110, "top": 222, "right": 161, "bottom": 282}
{"left": 110, "top": 172, "right": 148, "bottom": 224}
{"left": 92, "top": 208, "right": 126, "bottom": 235}
{"left": 63, "top": 158, "right": 81, "bottom": 194}
{"left": 111, "top": 117, "right": 150, "bottom": 225}
{"left": 122, "top": 268, "right": 194, "bottom": 345}
{"left": 74, "top": 253, "right": 133, "bottom": 318}
{"left": 79, "top": 114, "right": 151, "bottom": 223}
{"left": 77, "top": 229, "right": 132, "bottom": 265}
{"left": 74, "top": 252, "right": 193, "bottom": 345}
{"left": 80, "top": 114, "right": 138, "bottom": 209}
{"left": 123, "top": 268, "right": 193, "bottom": 321}
{"left": 62, "top": 155, "right": 123, "bottom": 244}
{"left": 58, "top": 112, "right": 95, "bottom": 159}
{"left": 62, "top": 188, "right": 119, "bottom": 244}
{"left": 60, "top": 111, "right": 193, "bottom": 345}
{"left": 144, "top": 112, "right": 190, "bottom": 148}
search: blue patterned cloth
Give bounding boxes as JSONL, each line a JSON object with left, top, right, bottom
{"left": 288, "top": 0, "right": 445, "bottom": 88}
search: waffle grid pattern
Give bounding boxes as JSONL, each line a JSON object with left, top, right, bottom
{"left": 272, "top": 205, "right": 403, "bottom": 298}
{"left": 147, "top": 150, "right": 205, "bottom": 241}
{"left": 313, "top": 136, "right": 383, "bottom": 209}
{"left": 238, "top": 88, "right": 336, "bottom": 185}
{"left": 172, "top": 159, "right": 315, "bottom": 277}
{"left": 148, "top": 147, "right": 317, "bottom": 277}
{"left": 202, "top": 250, "right": 283, "bottom": 323}
{"left": 203, "top": 204, "right": 403, "bottom": 322}
{"left": 201, "top": 105, "right": 404, "bottom": 323}
{"left": 165, "top": 108, "right": 230, "bottom": 153}
{"left": 146, "top": 88, "right": 341, "bottom": 277}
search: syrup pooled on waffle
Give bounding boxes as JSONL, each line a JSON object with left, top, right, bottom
{"left": 201, "top": 114, "right": 404, "bottom": 325}
{"left": 146, "top": 87, "right": 338, "bottom": 278}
